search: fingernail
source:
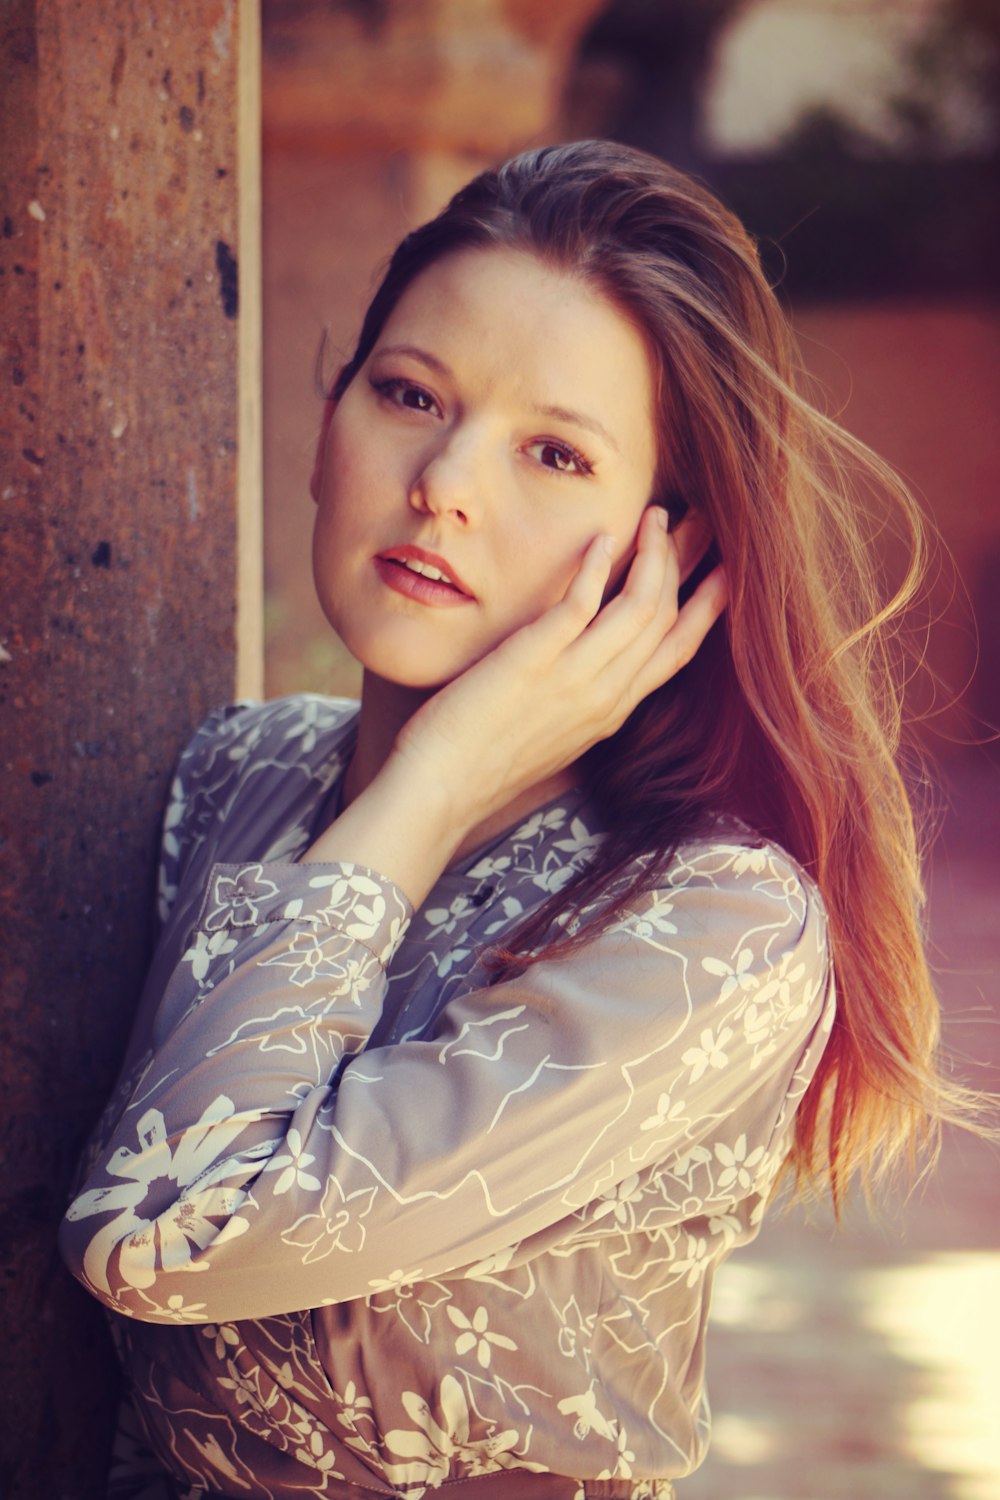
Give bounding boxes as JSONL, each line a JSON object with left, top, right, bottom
{"left": 601, "top": 534, "right": 616, "bottom": 557}
{"left": 654, "top": 508, "right": 669, "bottom": 530}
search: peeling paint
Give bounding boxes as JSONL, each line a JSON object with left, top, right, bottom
{"left": 212, "top": 0, "right": 234, "bottom": 65}
{"left": 186, "top": 466, "right": 201, "bottom": 521}
{"left": 215, "top": 239, "right": 238, "bottom": 319}
{"left": 110, "top": 40, "right": 126, "bottom": 100}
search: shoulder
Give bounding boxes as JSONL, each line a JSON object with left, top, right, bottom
{"left": 615, "top": 824, "right": 828, "bottom": 972}
{"left": 167, "top": 694, "right": 360, "bottom": 805}
{"left": 173, "top": 694, "right": 359, "bottom": 781}
{"left": 157, "top": 694, "right": 359, "bottom": 923}
{"left": 561, "top": 820, "right": 832, "bottom": 1049}
{"left": 569, "top": 816, "right": 825, "bottom": 943}
{"left": 582, "top": 829, "right": 834, "bottom": 1123}
{"left": 481, "top": 822, "right": 833, "bottom": 1152}
{"left": 665, "top": 824, "right": 824, "bottom": 928}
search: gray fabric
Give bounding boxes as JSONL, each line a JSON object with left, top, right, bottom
{"left": 61, "top": 696, "right": 834, "bottom": 1499}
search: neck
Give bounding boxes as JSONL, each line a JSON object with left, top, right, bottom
{"left": 343, "top": 670, "right": 578, "bottom": 863}
{"left": 342, "top": 671, "right": 427, "bottom": 809}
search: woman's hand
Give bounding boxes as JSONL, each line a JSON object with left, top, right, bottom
{"left": 395, "top": 506, "right": 726, "bottom": 824}
{"left": 302, "top": 508, "right": 725, "bottom": 908}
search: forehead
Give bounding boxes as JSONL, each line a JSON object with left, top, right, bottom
{"left": 374, "top": 248, "right": 657, "bottom": 447}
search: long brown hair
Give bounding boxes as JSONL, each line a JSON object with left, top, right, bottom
{"left": 333, "top": 140, "right": 969, "bottom": 1206}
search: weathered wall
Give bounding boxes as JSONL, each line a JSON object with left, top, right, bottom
{"left": 791, "top": 302, "right": 1000, "bottom": 752}
{"left": 0, "top": 3, "right": 260, "bottom": 1494}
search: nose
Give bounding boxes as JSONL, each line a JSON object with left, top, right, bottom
{"left": 407, "top": 425, "right": 485, "bottom": 527}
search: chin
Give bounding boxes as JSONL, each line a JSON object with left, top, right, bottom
{"left": 382, "top": 667, "right": 456, "bottom": 692}
{"left": 336, "top": 625, "right": 474, "bottom": 694}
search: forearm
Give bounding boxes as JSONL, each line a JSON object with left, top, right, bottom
{"left": 60, "top": 835, "right": 832, "bottom": 1326}
{"left": 60, "top": 856, "right": 413, "bottom": 1319}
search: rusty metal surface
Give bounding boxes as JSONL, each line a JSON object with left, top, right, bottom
{"left": 0, "top": 3, "right": 249, "bottom": 1493}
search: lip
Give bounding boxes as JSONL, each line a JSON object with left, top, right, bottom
{"left": 375, "top": 544, "right": 476, "bottom": 602}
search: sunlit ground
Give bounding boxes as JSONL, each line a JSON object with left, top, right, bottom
{"left": 859, "top": 1253, "right": 1000, "bottom": 1499}
{"left": 681, "top": 1242, "right": 1000, "bottom": 1500}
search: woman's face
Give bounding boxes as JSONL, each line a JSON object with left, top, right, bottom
{"left": 311, "top": 246, "right": 660, "bottom": 690}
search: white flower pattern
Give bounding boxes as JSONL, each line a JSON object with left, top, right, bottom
{"left": 447, "top": 1303, "right": 518, "bottom": 1368}
{"left": 204, "top": 863, "right": 279, "bottom": 930}
{"left": 65, "top": 1095, "right": 257, "bottom": 1298}
{"left": 382, "top": 1375, "right": 530, "bottom": 1488}
{"left": 282, "top": 1175, "right": 378, "bottom": 1262}
{"left": 60, "top": 696, "right": 834, "bottom": 1499}
{"left": 681, "top": 1025, "right": 734, "bottom": 1083}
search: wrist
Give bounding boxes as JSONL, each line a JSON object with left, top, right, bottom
{"left": 300, "top": 747, "right": 470, "bottom": 910}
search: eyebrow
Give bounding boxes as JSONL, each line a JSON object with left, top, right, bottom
{"left": 374, "top": 344, "right": 451, "bottom": 377}
{"left": 530, "top": 403, "right": 620, "bottom": 455}
{"left": 374, "top": 343, "right": 621, "bottom": 454}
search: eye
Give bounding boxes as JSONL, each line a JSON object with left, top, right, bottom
{"left": 524, "top": 439, "right": 594, "bottom": 477}
{"left": 371, "top": 377, "right": 442, "bottom": 417}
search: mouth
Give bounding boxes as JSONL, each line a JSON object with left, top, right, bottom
{"left": 376, "top": 545, "right": 476, "bottom": 604}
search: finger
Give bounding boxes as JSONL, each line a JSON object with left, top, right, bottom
{"left": 516, "top": 532, "right": 616, "bottom": 656}
{"left": 617, "top": 506, "right": 680, "bottom": 625}
{"left": 628, "top": 565, "right": 728, "bottom": 702}
{"left": 580, "top": 506, "right": 679, "bottom": 658}
{"left": 553, "top": 512, "right": 682, "bottom": 728}
{"left": 562, "top": 563, "right": 726, "bottom": 749}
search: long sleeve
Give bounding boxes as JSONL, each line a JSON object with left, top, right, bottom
{"left": 60, "top": 836, "right": 832, "bottom": 1327}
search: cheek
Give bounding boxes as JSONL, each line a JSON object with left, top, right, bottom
{"left": 324, "top": 395, "right": 397, "bottom": 495}
{"left": 314, "top": 435, "right": 384, "bottom": 553}
{"left": 514, "top": 500, "right": 644, "bottom": 612}
{"left": 502, "top": 532, "right": 587, "bottom": 624}
{"left": 320, "top": 428, "right": 360, "bottom": 522}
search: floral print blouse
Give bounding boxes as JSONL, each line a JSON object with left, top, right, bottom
{"left": 60, "top": 695, "right": 835, "bottom": 1500}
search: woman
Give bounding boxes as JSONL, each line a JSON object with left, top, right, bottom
{"left": 60, "top": 141, "right": 953, "bottom": 1499}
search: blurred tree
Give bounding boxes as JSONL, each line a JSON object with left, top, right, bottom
{"left": 888, "top": 0, "right": 1000, "bottom": 156}
{"left": 564, "top": 0, "right": 744, "bottom": 171}
{"left": 561, "top": 0, "right": 999, "bottom": 298}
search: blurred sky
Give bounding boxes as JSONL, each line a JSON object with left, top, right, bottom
{"left": 705, "top": 0, "right": 995, "bottom": 154}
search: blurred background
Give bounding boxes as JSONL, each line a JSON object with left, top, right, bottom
{"left": 258, "top": 2, "right": 998, "bottom": 1496}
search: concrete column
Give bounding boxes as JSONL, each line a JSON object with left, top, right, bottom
{"left": 0, "top": 2, "right": 261, "bottom": 1494}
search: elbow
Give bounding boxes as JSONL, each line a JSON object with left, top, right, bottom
{"left": 57, "top": 1212, "right": 120, "bottom": 1315}
{"left": 57, "top": 1203, "right": 183, "bottom": 1324}
{"left": 57, "top": 1189, "right": 261, "bottom": 1325}
{"left": 58, "top": 1221, "right": 210, "bottom": 1324}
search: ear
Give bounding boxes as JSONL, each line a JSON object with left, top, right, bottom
{"left": 310, "top": 395, "right": 338, "bottom": 504}
{"left": 668, "top": 509, "right": 714, "bottom": 585}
